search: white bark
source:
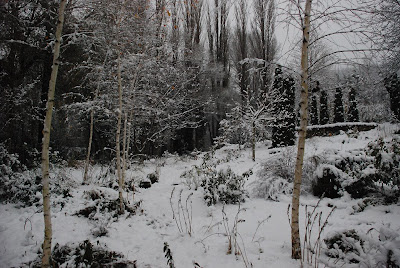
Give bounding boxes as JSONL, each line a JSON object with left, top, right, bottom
{"left": 252, "top": 121, "right": 256, "bottom": 162}
{"left": 122, "top": 112, "right": 127, "bottom": 191}
{"left": 291, "top": 0, "right": 312, "bottom": 260}
{"left": 41, "top": 0, "right": 67, "bottom": 267}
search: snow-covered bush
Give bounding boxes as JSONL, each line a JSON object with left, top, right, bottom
{"left": 147, "top": 171, "right": 159, "bottom": 184}
{"left": 76, "top": 188, "right": 141, "bottom": 221}
{"left": 30, "top": 240, "right": 135, "bottom": 267}
{"left": 323, "top": 226, "right": 400, "bottom": 267}
{"left": 324, "top": 229, "right": 364, "bottom": 263}
{"left": 0, "top": 170, "right": 42, "bottom": 206}
{"left": 0, "top": 143, "right": 43, "bottom": 205}
{"left": 0, "top": 142, "right": 23, "bottom": 175}
{"left": 310, "top": 149, "right": 377, "bottom": 199}
{"left": 218, "top": 116, "right": 252, "bottom": 147}
{"left": 0, "top": 168, "right": 76, "bottom": 207}
{"left": 310, "top": 136, "right": 400, "bottom": 200}
{"left": 217, "top": 105, "right": 270, "bottom": 147}
{"left": 263, "top": 149, "right": 296, "bottom": 181}
{"left": 0, "top": 141, "right": 78, "bottom": 206}
{"left": 181, "top": 157, "right": 249, "bottom": 206}
{"left": 366, "top": 137, "right": 400, "bottom": 192}
{"left": 219, "top": 147, "right": 243, "bottom": 163}
{"left": 202, "top": 167, "right": 249, "bottom": 206}
{"left": 181, "top": 164, "right": 209, "bottom": 191}
{"left": 252, "top": 148, "right": 318, "bottom": 200}
{"left": 180, "top": 154, "right": 217, "bottom": 190}
{"left": 251, "top": 175, "right": 292, "bottom": 201}
{"left": 175, "top": 151, "right": 252, "bottom": 205}
{"left": 252, "top": 149, "right": 295, "bottom": 200}
{"left": 312, "top": 164, "right": 346, "bottom": 198}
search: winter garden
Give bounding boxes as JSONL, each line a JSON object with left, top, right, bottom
{"left": 1, "top": 0, "right": 400, "bottom": 267}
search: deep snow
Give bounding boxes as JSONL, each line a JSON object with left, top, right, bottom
{"left": 1, "top": 124, "right": 399, "bottom": 268}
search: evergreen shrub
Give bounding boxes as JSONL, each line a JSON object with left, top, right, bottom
{"left": 310, "top": 136, "right": 400, "bottom": 201}
{"left": 181, "top": 156, "right": 249, "bottom": 206}
{"left": 324, "top": 227, "right": 400, "bottom": 267}
{"left": 312, "top": 164, "right": 343, "bottom": 198}
{"left": 201, "top": 167, "right": 249, "bottom": 206}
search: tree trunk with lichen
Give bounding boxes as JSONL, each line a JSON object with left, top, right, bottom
{"left": 41, "top": 0, "right": 67, "bottom": 267}
{"left": 291, "top": 0, "right": 312, "bottom": 260}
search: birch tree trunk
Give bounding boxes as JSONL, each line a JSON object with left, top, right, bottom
{"left": 83, "top": 103, "right": 95, "bottom": 184}
{"left": 122, "top": 65, "right": 138, "bottom": 200}
{"left": 122, "top": 112, "right": 127, "bottom": 191}
{"left": 252, "top": 121, "right": 256, "bottom": 161}
{"left": 116, "top": 51, "right": 124, "bottom": 214}
{"left": 291, "top": 0, "right": 312, "bottom": 260}
{"left": 123, "top": 110, "right": 133, "bottom": 197}
{"left": 41, "top": 0, "right": 67, "bottom": 267}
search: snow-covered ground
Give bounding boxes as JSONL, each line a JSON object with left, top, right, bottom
{"left": 1, "top": 124, "right": 399, "bottom": 268}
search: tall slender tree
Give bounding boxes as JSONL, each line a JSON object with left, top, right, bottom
{"left": 41, "top": 1, "right": 67, "bottom": 266}
{"left": 272, "top": 66, "right": 296, "bottom": 147}
{"left": 320, "top": 90, "right": 329, "bottom": 124}
{"left": 83, "top": 54, "right": 109, "bottom": 183}
{"left": 250, "top": 0, "right": 277, "bottom": 97}
{"left": 291, "top": 0, "right": 312, "bottom": 260}
{"left": 364, "top": 0, "right": 400, "bottom": 71}
{"left": 310, "top": 95, "right": 319, "bottom": 125}
{"left": 334, "top": 87, "right": 344, "bottom": 123}
{"left": 204, "top": 0, "right": 231, "bottom": 143}
{"left": 383, "top": 73, "right": 400, "bottom": 121}
{"left": 348, "top": 86, "right": 359, "bottom": 122}
{"left": 233, "top": 0, "right": 249, "bottom": 106}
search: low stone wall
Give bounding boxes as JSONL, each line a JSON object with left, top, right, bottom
{"left": 304, "top": 122, "right": 378, "bottom": 138}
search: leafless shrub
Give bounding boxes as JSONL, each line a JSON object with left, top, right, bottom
{"left": 169, "top": 187, "right": 193, "bottom": 236}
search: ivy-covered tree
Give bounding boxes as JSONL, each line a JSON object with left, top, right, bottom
{"left": 348, "top": 86, "right": 359, "bottom": 122}
{"left": 383, "top": 73, "right": 400, "bottom": 121}
{"left": 333, "top": 87, "right": 344, "bottom": 123}
{"left": 272, "top": 66, "right": 296, "bottom": 147}
{"left": 320, "top": 90, "right": 329, "bottom": 124}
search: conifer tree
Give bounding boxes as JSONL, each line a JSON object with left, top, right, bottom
{"left": 333, "top": 87, "right": 344, "bottom": 122}
{"left": 384, "top": 73, "right": 400, "bottom": 121}
{"left": 310, "top": 95, "right": 319, "bottom": 125}
{"left": 320, "top": 90, "right": 329, "bottom": 124}
{"left": 272, "top": 66, "right": 296, "bottom": 147}
{"left": 272, "top": 66, "right": 283, "bottom": 147}
{"left": 310, "top": 81, "right": 320, "bottom": 125}
{"left": 348, "top": 86, "right": 359, "bottom": 122}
